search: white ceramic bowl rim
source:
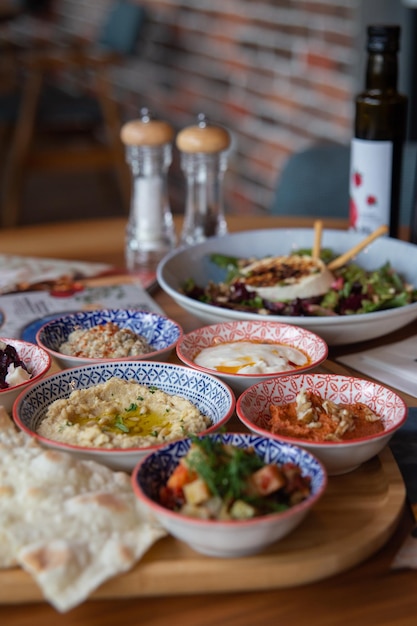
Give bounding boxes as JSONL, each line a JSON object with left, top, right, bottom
{"left": 13, "top": 360, "right": 236, "bottom": 455}
{"left": 236, "top": 373, "right": 408, "bottom": 446}
{"left": 132, "top": 432, "right": 327, "bottom": 527}
{"left": 0, "top": 337, "right": 51, "bottom": 394}
{"left": 35, "top": 308, "right": 183, "bottom": 363}
{"left": 176, "top": 320, "right": 328, "bottom": 379}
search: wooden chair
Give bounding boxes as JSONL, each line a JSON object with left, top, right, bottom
{"left": 0, "top": 1, "right": 147, "bottom": 228}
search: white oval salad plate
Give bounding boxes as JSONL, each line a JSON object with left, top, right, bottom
{"left": 157, "top": 228, "right": 417, "bottom": 346}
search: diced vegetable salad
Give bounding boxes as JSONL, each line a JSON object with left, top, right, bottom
{"left": 159, "top": 436, "right": 312, "bottom": 520}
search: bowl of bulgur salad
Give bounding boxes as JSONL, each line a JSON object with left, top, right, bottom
{"left": 36, "top": 309, "right": 183, "bottom": 369}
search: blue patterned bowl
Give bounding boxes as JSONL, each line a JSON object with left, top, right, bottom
{"left": 132, "top": 432, "right": 327, "bottom": 558}
{"left": 13, "top": 361, "right": 235, "bottom": 472}
{"left": 35, "top": 308, "right": 183, "bottom": 369}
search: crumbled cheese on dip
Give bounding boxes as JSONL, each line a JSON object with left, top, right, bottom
{"left": 194, "top": 341, "right": 309, "bottom": 375}
{"left": 59, "top": 322, "right": 153, "bottom": 359}
{"left": 5, "top": 363, "right": 31, "bottom": 386}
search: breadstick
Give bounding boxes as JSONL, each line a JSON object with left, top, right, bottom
{"left": 312, "top": 220, "right": 323, "bottom": 259}
{"left": 327, "top": 224, "right": 388, "bottom": 271}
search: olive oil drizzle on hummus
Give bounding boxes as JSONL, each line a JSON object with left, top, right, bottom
{"left": 68, "top": 402, "right": 176, "bottom": 438}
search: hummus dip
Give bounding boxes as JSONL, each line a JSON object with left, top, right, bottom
{"left": 38, "top": 377, "right": 212, "bottom": 449}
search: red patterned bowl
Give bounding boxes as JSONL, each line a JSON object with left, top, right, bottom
{"left": 236, "top": 373, "right": 407, "bottom": 475}
{"left": 176, "top": 320, "right": 328, "bottom": 396}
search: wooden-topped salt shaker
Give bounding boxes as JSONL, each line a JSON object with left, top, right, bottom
{"left": 176, "top": 113, "right": 231, "bottom": 246}
{"left": 121, "top": 108, "right": 176, "bottom": 275}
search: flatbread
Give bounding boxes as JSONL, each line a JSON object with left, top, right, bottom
{"left": 0, "top": 407, "right": 166, "bottom": 612}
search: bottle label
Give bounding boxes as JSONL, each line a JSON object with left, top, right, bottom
{"left": 349, "top": 138, "right": 393, "bottom": 234}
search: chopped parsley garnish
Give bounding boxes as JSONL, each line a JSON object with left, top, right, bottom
{"left": 114, "top": 415, "right": 129, "bottom": 433}
{"left": 186, "top": 436, "right": 264, "bottom": 500}
{"left": 160, "top": 433, "right": 313, "bottom": 520}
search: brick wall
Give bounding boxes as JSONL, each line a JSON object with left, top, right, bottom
{"left": 54, "top": 0, "right": 360, "bottom": 216}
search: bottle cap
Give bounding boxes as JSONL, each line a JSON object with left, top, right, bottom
{"left": 176, "top": 113, "right": 231, "bottom": 153}
{"left": 367, "top": 25, "right": 401, "bottom": 53}
{"left": 120, "top": 108, "right": 174, "bottom": 146}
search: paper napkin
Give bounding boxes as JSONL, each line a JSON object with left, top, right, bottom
{"left": 337, "top": 334, "right": 417, "bottom": 397}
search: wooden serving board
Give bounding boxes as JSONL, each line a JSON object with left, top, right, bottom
{"left": 0, "top": 447, "right": 405, "bottom": 605}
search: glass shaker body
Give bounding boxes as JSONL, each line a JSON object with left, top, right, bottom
{"left": 176, "top": 114, "right": 231, "bottom": 247}
{"left": 180, "top": 151, "right": 228, "bottom": 246}
{"left": 125, "top": 143, "right": 176, "bottom": 273}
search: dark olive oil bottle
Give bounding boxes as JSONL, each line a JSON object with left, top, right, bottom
{"left": 349, "top": 25, "right": 408, "bottom": 238}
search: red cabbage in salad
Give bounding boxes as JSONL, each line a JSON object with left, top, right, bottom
{"left": 182, "top": 249, "right": 417, "bottom": 317}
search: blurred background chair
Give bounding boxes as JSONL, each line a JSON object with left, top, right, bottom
{"left": 271, "top": 141, "right": 417, "bottom": 227}
{"left": 0, "top": 0, "right": 147, "bottom": 228}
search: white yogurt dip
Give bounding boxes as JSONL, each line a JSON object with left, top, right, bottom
{"left": 194, "top": 341, "right": 309, "bottom": 375}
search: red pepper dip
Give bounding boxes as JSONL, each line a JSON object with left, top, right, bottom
{"left": 268, "top": 389, "right": 384, "bottom": 442}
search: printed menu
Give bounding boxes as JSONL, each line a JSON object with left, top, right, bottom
{"left": 0, "top": 254, "right": 162, "bottom": 341}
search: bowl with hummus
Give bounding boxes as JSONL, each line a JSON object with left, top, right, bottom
{"left": 157, "top": 227, "right": 417, "bottom": 345}
{"left": 13, "top": 360, "right": 235, "bottom": 472}
{"left": 236, "top": 373, "right": 407, "bottom": 475}
{"left": 36, "top": 308, "right": 183, "bottom": 369}
{"left": 0, "top": 337, "right": 51, "bottom": 413}
{"left": 132, "top": 432, "right": 327, "bottom": 558}
{"left": 176, "top": 320, "right": 328, "bottom": 396}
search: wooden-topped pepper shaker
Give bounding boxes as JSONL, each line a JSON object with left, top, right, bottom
{"left": 121, "top": 108, "right": 176, "bottom": 276}
{"left": 176, "top": 113, "right": 231, "bottom": 246}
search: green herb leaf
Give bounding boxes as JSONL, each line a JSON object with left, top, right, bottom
{"left": 114, "top": 415, "right": 129, "bottom": 433}
{"left": 186, "top": 436, "right": 264, "bottom": 502}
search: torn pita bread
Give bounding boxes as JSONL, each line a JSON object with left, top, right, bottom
{"left": 0, "top": 406, "right": 166, "bottom": 612}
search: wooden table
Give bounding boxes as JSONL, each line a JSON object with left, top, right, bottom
{"left": 1, "top": 215, "right": 416, "bottom": 626}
